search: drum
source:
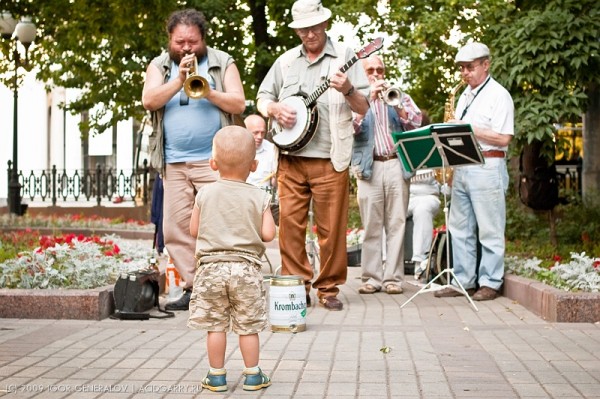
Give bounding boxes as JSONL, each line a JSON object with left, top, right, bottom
{"left": 269, "top": 276, "right": 307, "bottom": 333}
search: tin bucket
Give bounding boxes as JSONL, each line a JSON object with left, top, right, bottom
{"left": 269, "top": 275, "right": 307, "bottom": 333}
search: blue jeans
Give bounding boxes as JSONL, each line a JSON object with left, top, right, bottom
{"left": 448, "top": 158, "right": 509, "bottom": 290}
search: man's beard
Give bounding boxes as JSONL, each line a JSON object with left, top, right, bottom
{"left": 168, "top": 47, "right": 206, "bottom": 65}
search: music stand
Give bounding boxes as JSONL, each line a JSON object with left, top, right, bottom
{"left": 391, "top": 123, "right": 484, "bottom": 311}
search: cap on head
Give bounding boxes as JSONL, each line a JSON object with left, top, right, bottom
{"left": 455, "top": 42, "right": 490, "bottom": 63}
{"left": 288, "top": 0, "right": 332, "bottom": 29}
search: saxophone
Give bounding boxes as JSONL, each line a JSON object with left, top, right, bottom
{"left": 437, "top": 81, "right": 466, "bottom": 185}
{"left": 443, "top": 81, "right": 466, "bottom": 122}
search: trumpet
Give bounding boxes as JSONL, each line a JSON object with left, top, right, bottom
{"left": 379, "top": 83, "right": 404, "bottom": 107}
{"left": 183, "top": 55, "right": 209, "bottom": 99}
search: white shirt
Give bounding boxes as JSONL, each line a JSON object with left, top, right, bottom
{"left": 455, "top": 76, "right": 514, "bottom": 152}
{"left": 247, "top": 140, "right": 276, "bottom": 188}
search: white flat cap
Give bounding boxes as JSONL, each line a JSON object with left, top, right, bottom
{"left": 455, "top": 42, "right": 490, "bottom": 63}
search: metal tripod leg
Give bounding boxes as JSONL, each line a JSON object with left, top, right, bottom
{"left": 306, "top": 199, "right": 320, "bottom": 274}
{"left": 401, "top": 266, "right": 478, "bottom": 311}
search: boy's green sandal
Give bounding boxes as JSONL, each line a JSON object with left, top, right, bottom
{"left": 201, "top": 369, "right": 227, "bottom": 392}
{"left": 242, "top": 368, "right": 271, "bottom": 391}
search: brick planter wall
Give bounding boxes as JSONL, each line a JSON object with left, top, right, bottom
{"left": 503, "top": 274, "right": 600, "bottom": 323}
{"left": 0, "top": 286, "right": 115, "bottom": 320}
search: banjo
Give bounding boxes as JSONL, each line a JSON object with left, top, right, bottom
{"left": 270, "top": 37, "right": 384, "bottom": 153}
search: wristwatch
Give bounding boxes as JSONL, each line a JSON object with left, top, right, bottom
{"left": 344, "top": 86, "right": 355, "bottom": 97}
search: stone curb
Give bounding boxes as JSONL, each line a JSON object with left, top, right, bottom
{"left": 0, "top": 285, "right": 115, "bottom": 320}
{"left": 503, "top": 273, "right": 600, "bottom": 323}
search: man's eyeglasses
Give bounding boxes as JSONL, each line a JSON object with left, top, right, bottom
{"left": 296, "top": 25, "right": 325, "bottom": 37}
{"left": 365, "top": 67, "right": 384, "bottom": 75}
{"left": 458, "top": 60, "right": 485, "bottom": 72}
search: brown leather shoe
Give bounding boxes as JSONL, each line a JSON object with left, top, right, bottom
{"left": 319, "top": 296, "right": 343, "bottom": 311}
{"left": 472, "top": 286, "right": 499, "bottom": 301}
{"left": 434, "top": 287, "right": 476, "bottom": 298}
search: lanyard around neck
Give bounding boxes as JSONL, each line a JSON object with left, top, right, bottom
{"left": 460, "top": 76, "right": 491, "bottom": 120}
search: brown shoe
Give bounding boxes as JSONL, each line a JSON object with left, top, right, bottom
{"left": 358, "top": 283, "right": 378, "bottom": 294}
{"left": 472, "top": 286, "right": 499, "bottom": 301}
{"left": 385, "top": 283, "right": 403, "bottom": 295}
{"left": 319, "top": 296, "right": 343, "bottom": 311}
{"left": 434, "top": 287, "right": 476, "bottom": 298}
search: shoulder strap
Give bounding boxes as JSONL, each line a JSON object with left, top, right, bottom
{"left": 148, "top": 279, "right": 175, "bottom": 319}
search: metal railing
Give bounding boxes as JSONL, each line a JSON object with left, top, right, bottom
{"left": 7, "top": 160, "right": 150, "bottom": 206}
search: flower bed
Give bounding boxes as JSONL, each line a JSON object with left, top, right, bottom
{"left": 0, "top": 213, "right": 153, "bottom": 230}
{"left": 505, "top": 252, "right": 600, "bottom": 293}
{"left": 0, "top": 230, "right": 153, "bottom": 289}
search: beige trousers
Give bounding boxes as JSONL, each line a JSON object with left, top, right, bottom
{"left": 356, "top": 158, "right": 409, "bottom": 290}
{"left": 162, "top": 161, "right": 218, "bottom": 289}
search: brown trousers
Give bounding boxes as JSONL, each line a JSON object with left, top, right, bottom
{"left": 277, "top": 155, "right": 349, "bottom": 299}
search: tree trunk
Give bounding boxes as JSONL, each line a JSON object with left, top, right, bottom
{"left": 582, "top": 82, "right": 600, "bottom": 201}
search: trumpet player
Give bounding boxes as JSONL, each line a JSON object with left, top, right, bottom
{"left": 351, "top": 54, "right": 422, "bottom": 295}
{"left": 142, "top": 9, "right": 245, "bottom": 311}
{"left": 434, "top": 42, "right": 514, "bottom": 301}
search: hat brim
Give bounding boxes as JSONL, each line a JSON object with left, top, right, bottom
{"left": 288, "top": 8, "right": 331, "bottom": 29}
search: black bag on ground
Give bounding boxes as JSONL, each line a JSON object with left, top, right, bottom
{"left": 111, "top": 269, "right": 174, "bottom": 320}
{"left": 519, "top": 140, "right": 559, "bottom": 210}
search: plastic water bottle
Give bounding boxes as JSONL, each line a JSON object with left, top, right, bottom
{"left": 166, "top": 257, "right": 183, "bottom": 300}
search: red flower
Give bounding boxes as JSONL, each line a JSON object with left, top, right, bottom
{"left": 581, "top": 231, "right": 590, "bottom": 243}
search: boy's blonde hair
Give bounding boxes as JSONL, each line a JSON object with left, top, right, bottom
{"left": 212, "top": 126, "right": 256, "bottom": 173}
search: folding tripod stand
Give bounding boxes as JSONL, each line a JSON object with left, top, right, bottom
{"left": 306, "top": 199, "right": 320, "bottom": 273}
{"left": 391, "top": 123, "right": 484, "bottom": 311}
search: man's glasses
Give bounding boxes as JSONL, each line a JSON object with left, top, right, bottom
{"left": 296, "top": 25, "right": 325, "bottom": 37}
{"left": 365, "top": 67, "right": 384, "bottom": 75}
{"left": 458, "top": 60, "right": 484, "bottom": 72}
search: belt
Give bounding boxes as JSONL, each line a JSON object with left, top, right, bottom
{"left": 481, "top": 150, "right": 506, "bottom": 158}
{"left": 374, "top": 154, "right": 397, "bottom": 162}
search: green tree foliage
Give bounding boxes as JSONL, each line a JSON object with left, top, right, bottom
{"left": 487, "top": 0, "right": 600, "bottom": 162}
{"left": 0, "top": 0, "right": 296, "bottom": 135}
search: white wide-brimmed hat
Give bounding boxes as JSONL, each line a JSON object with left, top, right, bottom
{"left": 455, "top": 42, "right": 490, "bottom": 62}
{"left": 288, "top": 0, "right": 332, "bottom": 29}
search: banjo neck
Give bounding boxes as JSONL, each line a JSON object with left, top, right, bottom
{"left": 303, "top": 54, "right": 361, "bottom": 107}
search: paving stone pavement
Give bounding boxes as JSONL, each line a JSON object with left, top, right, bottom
{"left": 0, "top": 241, "right": 599, "bottom": 399}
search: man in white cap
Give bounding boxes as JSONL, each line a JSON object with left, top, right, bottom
{"left": 256, "top": 0, "right": 370, "bottom": 311}
{"left": 435, "top": 42, "right": 514, "bottom": 301}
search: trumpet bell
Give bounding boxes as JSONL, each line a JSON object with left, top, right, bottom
{"left": 183, "top": 56, "right": 209, "bottom": 99}
{"left": 184, "top": 75, "right": 209, "bottom": 99}
{"left": 381, "top": 86, "right": 403, "bottom": 107}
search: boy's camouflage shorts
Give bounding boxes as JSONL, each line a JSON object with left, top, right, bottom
{"left": 187, "top": 261, "right": 268, "bottom": 334}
